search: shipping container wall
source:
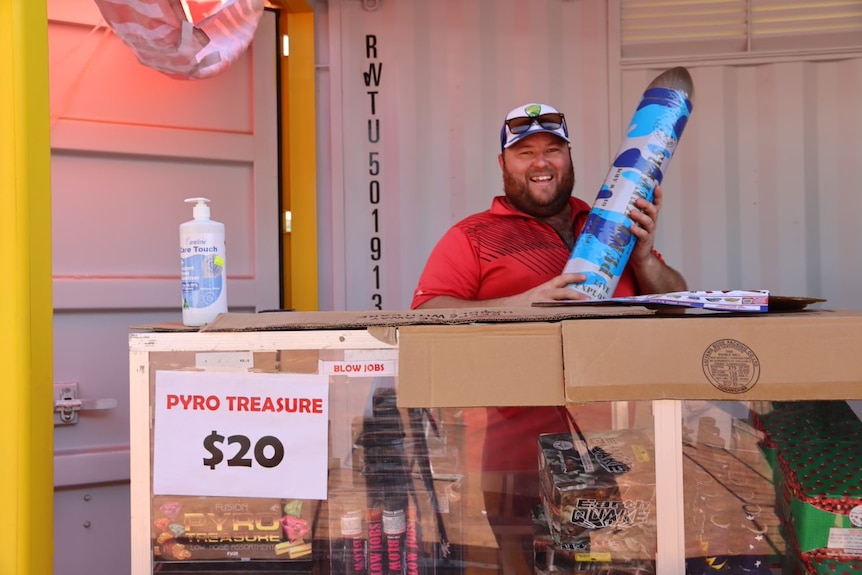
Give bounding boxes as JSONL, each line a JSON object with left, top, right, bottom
{"left": 317, "top": 0, "right": 862, "bottom": 311}
{"left": 317, "top": 0, "right": 613, "bottom": 311}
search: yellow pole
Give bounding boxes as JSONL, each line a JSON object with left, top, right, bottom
{"left": 281, "top": 4, "right": 319, "bottom": 311}
{"left": 0, "top": 1, "right": 54, "bottom": 574}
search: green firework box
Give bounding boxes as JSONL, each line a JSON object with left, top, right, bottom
{"left": 753, "top": 401, "right": 862, "bottom": 569}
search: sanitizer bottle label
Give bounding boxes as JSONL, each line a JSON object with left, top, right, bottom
{"left": 181, "top": 235, "right": 225, "bottom": 309}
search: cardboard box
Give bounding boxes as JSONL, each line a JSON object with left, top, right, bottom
{"left": 532, "top": 504, "right": 656, "bottom": 574}
{"left": 563, "top": 310, "right": 862, "bottom": 402}
{"left": 398, "top": 310, "right": 862, "bottom": 407}
{"left": 398, "top": 322, "right": 565, "bottom": 407}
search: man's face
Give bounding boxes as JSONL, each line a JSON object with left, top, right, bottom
{"left": 499, "top": 132, "right": 575, "bottom": 218}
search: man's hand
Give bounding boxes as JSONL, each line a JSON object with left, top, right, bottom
{"left": 512, "top": 273, "right": 590, "bottom": 306}
{"left": 627, "top": 185, "right": 687, "bottom": 293}
{"left": 416, "top": 273, "right": 589, "bottom": 309}
{"left": 628, "top": 184, "right": 663, "bottom": 263}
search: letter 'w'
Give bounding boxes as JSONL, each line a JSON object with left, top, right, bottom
{"left": 364, "top": 63, "right": 383, "bottom": 87}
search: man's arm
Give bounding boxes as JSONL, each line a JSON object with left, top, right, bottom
{"left": 628, "top": 252, "right": 687, "bottom": 295}
{"left": 414, "top": 273, "right": 589, "bottom": 309}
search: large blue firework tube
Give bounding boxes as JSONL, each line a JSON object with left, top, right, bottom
{"left": 563, "top": 67, "right": 694, "bottom": 300}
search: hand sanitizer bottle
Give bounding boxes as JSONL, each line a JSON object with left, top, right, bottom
{"left": 180, "top": 197, "right": 227, "bottom": 326}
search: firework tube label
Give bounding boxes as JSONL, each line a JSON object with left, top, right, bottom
{"left": 564, "top": 87, "right": 692, "bottom": 299}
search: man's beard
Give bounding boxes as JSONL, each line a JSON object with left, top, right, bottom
{"left": 502, "top": 161, "right": 575, "bottom": 218}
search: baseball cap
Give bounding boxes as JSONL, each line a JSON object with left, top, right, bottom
{"left": 500, "top": 103, "right": 570, "bottom": 150}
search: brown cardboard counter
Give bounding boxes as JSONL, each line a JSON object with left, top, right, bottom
{"left": 397, "top": 309, "right": 862, "bottom": 407}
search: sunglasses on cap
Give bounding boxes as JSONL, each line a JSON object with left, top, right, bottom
{"left": 505, "top": 112, "right": 567, "bottom": 135}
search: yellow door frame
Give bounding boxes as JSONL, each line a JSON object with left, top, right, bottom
{"left": 1, "top": 1, "right": 54, "bottom": 574}
{"left": 276, "top": 0, "right": 319, "bottom": 311}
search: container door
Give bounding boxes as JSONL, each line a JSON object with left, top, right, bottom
{"left": 47, "top": 3, "right": 280, "bottom": 574}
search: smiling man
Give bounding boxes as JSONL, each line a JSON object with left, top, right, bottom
{"left": 412, "top": 102, "right": 685, "bottom": 310}
{"left": 410, "top": 102, "right": 686, "bottom": 573}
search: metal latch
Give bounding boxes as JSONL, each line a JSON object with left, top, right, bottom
{"left": 53, "top": 383, "right": 118, "bottom": 425}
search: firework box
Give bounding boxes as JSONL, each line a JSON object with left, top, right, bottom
{"left": 754, "top": 401, "right": 862, "bottom": 557}
{"left": 537, "top": 428, "right": 656, "bottom": 552}
{"left": 538, "top": 421, "right": 785, "bottom": 567}
{"left": 782, "top": 508, "right": 862, "bottom": 575}
{"left": 151, "top": 496, "right": 317, "bottom": 563}
{"left": 532, "top": 504, "right": 656, "bottom": 574}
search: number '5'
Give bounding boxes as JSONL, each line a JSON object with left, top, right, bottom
{"left": 369, "top": 152, "right": 380, "bottom": 176}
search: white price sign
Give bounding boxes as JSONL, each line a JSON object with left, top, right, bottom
{"left": 153, "top": 370, "right": 329, "bottom": 500}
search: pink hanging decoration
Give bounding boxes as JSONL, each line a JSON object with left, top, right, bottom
{"left": 93, "top": 0, "right": 265, "bottom": 80}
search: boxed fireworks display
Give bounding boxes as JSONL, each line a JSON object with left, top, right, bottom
{"left": 753, "top": 401, "right": 862, "bottom": 574}
{"left": 537, "top": 411, "right": 787, "bottom": 574}
{"left": 146, "top": 346, "right": 469, "bottom": 574}
{"left": 532, "top": 504, "right": 655, "bottom": 575}
{"left": 146, "top": 347, "right": 323, "bottom": 569}
{"left": 150, "top": 495, "right": 316, "bottom": 564}
{"left": 537, "top": 428, "right": 657, "bottom": 561}
{"left": 133, "top": 306, "right": 862, "bottom": 575}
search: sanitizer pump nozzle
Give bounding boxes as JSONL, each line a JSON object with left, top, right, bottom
{"left": 186, "top": 197, "right": 212, "bottom": 220}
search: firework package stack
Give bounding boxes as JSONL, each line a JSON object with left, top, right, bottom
{"left": 537, "top": 428, "right": 658, "bottom": 565}
{"left": 752, "top": 401, "right": 862, "bottom": 574}
{"left": 326, "top": 387, "right": 461, "bottom": 575}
